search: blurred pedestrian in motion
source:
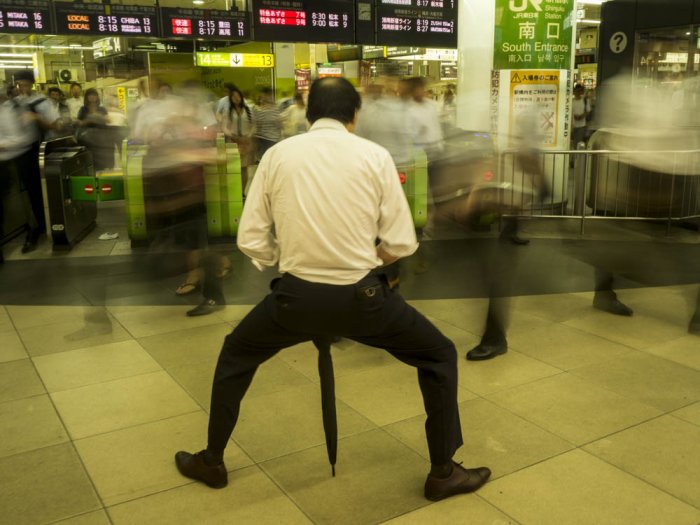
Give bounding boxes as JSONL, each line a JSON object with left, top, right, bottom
{"left": 174, "top": 77, "right": 491, "bottom": 501}
{"left": 220, "top": 84, "right": 255, "bottom": 193}
{"left": 138, "top": 80, "right": 227, "bottom": 316}
{"left": 571, "top": 83, "right": 589, "bottom": 148}
{"left": 281, "top": 92, "right": 309, "bottom": 138}
{"left": 65, "top": 82, "right": 83, "bottom": 121}
{"left": 403, "top": 77, "right": 444, "bottom": 162}
{"left": 253, "top": 87, "right": 282, "bottom": 160}
{"left": 13, "top": 70, "right": 60, "bottom": 252}
{"left": 45, "top": 87, "right": 71, "bottom": 140}
{"left": 76, "top": 88, "right": 115, "bottom": 171}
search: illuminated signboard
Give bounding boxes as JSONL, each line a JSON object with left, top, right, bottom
{"left": 252, "top": 0, "right": 355, "bottom": 43}
{"left": 53, "top": 2, "right": 157, "bottom": 36}
{"left": 196, "top": 52, "right": 274, "bottom": 68}
{"left": 0, "top": 0, "right": 51, "bottom": 34}
{"left": 376, "top": 0, "right": 457, "bottom": 48}
{"left": 160, "top": 7, "right": 249, "bottom": 39}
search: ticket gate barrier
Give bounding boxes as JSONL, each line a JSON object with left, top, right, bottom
{"left": 397, "top": 149, "right": 429, "bottom": 229}
{"left": 121, "top": 135, "right": 243, "bottom": 243}
{"left": 41, "top": 137, "right": 98, "bottom": 250}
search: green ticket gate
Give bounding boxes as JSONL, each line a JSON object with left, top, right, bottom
{"left": 121, "top": 135, "right": 243, "bottom": 243}
{"left": 398, "top": 149, "right": 429, "bottom": 230}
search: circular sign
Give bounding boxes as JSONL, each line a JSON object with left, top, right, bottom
{"left": 101, "top": 184, "right": 112, "bottom": 194}
{"left": 610, "top": 32, "right": 628, "bottom": 54}
{"left": 84, "top": 185, "right": 95, "bottom": 194}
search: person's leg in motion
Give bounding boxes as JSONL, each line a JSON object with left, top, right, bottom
{"left": 175, "top": 300, "right": 308, "bottom": 488}
{"left": 593, "top": 268, "right": 633, "bottom": 316}
{"left": 467, "top": 296, "right": 508, "bottom": 361}
{"left": 689, "top": 287, "right": 700, "bottom": 335}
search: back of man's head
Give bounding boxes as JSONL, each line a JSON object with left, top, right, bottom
{"left": 306, "top": 77, "right": 361, "bottom": 125}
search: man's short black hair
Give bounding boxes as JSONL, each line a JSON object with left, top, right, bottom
{"left": 48, "top": 86, "right": 63, "bottom": 96}
{"left": 15, "top": 70, "right": 35, "bottom": 83}
{"left": 306, "top": 77, "right": 361, "bottom": 125}
{"left": 70, "top": 82, "right": 81, "bottom": 89}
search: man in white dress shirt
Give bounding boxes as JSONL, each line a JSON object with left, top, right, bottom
{"left": 175, "top": 78, "right": 491, "bottom": 501}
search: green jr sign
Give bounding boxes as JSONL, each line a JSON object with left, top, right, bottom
{"left": 494, "top": 0, "right": 575, "bottom": 70}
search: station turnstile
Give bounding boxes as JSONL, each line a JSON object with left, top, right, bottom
{"left": 121, "top": 135, "right": 243, "bottom": 243}
{"left": 398, "top": 149, "right": 429, "bottom": 230}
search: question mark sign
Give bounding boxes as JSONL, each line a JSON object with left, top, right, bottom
{"left": 610, "top": 32, "right": 627, "bottom": 54}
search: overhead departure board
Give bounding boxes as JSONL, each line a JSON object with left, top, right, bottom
{"left": 376, "top": 0, "right": 457, "bottom": 48}
{"left": 0, "top": 0, "right": 51, "bottom": 34}
{"left": 53, "top": 2, "right": 157, "bottom": 36}
{"left": 160, "top": 7, "right": 249, "bottom": 40}
{"left": 252, "top": 0, "right": 355, "bottom": 43}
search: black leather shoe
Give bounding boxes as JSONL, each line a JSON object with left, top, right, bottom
{"left": 175, "top": 450, "right": 228, "bottom": 489}
{"left": 424, "top": 463, "right": 491, "bottom": 501}
{"left": 21, "top": 240, "right": 37, "bottom": 254}
{"left": 510, "top": 235, "right": 530, "bottom": 246}
{"left": 186, "top": 299, "right": 225, "bottom": 317}
{"left": 466, "top": 343, "right": 507, "bottom": 361}
{"left": 593, "top": 296, "right": 633, "bottom": 316}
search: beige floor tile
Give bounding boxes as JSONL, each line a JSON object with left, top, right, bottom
{"left": 507, "top": 323, "right": 634, "bottom": 371}
{"left": 18, "top": 315, "right": 132, "bottom": 357}
{"left": 52, "top": 510, "right": 111, "bottom": 525}
{"left": 279, "top": 340, "right": 403, "bottom": 382}
{"left": 108, "top": 306, "right": 223, "bottom": 338}
{"left": 487, "top": 373, "right": 661, "bottom": 445}
{"left": 425, "top": 315, "right": 484, "bottom": 346}
{"left": 0, "top": 358, "right": 45, "bottom": 402}
{"left": 564, "top": 307, "right": 687, "bottom": 350}
{"left": 0, "top": 306, "right": 14, "bottom": 331}
{"left": 382, "top": 495, "right": 517, "bottom": 524}
{"left": 478, "top": 449, "right": 700, "bottom": 525}
{"left": 585, "top": 415, "right": 700, "bottom": 508}
{"left": 0, "top": 443, "right": 101, "bottom": 525}
{"left": 570, "top": 352, "right": 700, "bottom": 412}
{"left": 458, "top": 349, "right": 562, "bottom": 396}
{"left": 261, "top": 430, "right": 429, "bottom": 525}
{"left": 33, "top": 340, "right": 162, "bottom": 393}
{"left": 235, "top": 383, "right": 376, "bottom": 462}
{"left": 0, "top": 328, "right": 28, "bottom": 363}
{"left": 0, "top": 394, "right": 69, "bottom": 458}
{"left": 386, "top": 398, "right": 573, "bottom": 478}
{"left": 108, "top": 465, "right": 312, "bottom": 525}
{"left": 512, "top": 293, "right": 593, "bottom": 323}
{"left": 506, "top": 310, "right": 554, "bottom": 337}
{"left": 168, "top": 354, "right": 313, "bottom": 411}
{"left": 137, "top": 323, "right": 231, "bottom": 370}
{"left": 75, "top": 411, "right": 252, "bottom": 506}
{"left": 409, "top": 298, "right": 488, "bottom": 335}
{"left": 214, "top": 304, "right": 255, "bottom": 323}
{"left": 671, "top": 402, "right": 700, "bottom": 426}
{"left": 51, "top": 371, "right": 200, "bottom": 439}
{"left": 640, "top": 335, "right": 700, "bottom": 371}
{"left": 7, "top": 305, "right": 106, "bottom": 329}
{"left": 336, "top": 363, "right": 475, "bottom": 427}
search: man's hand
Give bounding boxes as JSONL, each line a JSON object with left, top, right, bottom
{"left": 377, "top": 246, "right": 398, "bottom": 267}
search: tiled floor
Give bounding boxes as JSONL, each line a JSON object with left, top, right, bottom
{"left": 1, "top": 283, "right": 699, "bottom": 525}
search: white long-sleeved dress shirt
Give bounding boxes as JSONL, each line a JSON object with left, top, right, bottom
{"left": 238, "top": 118, "right": 419, "bottom": 285}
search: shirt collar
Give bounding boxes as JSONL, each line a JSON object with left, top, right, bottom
{"left": 309, "top": 118, "right": 350, "bottom": 133}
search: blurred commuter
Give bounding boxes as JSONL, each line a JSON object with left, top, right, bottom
{"left": 13, "top": 70, "right": 59, "bottom": 252}
{"left": 253, "top": 87, "right": 282, "bottom": 160}
{"left": 221, "top": 85, "right": 255, "bottom": 192}
{"left": 281, "top": 92, "right": 309, "bottom": 138}
{"left": 138, "top": 81, "right": 226, "bottom": 316}
{"left": 65, "top": 82, "right": 83, "bottom": 120}
{"left": 572, "top": 83, "right": 588, "bottom": 148}
{"left": 76, "top": 88, "right": 115, "bottom": 171}
{"left": 441, "top": 86, "right": 457, "bottom": 132}
{"left": 403, "top": 77, "right": 444, "bottom": 161}
{"left": 45, "top": 87, "right": 71, "bottom": 139}
{"left": 215, "top": 83, "right": 235, "bottom": 124}
{"left": 174, "top": 77, "right": 491, "bottom": 500}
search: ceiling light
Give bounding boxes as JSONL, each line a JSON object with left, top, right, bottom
{"left": 0, "top": 53, "right": 34, "bottom": 58}
{"left": 578, "top": 0, "right": 605, "bottom": 4}
{"left": 193, "top": 0, "right": 205, "bottom": 4}
{"left": 49, "top": 45, "right": 94, "bottom": 50}
{"left": 0, "top": 44, "right": 44, "bottom": 49}
{"left": 0, "top": 64, "right": 33, "bottom": 68}
{"left": 579, "top": 19, "right": 601, "bottom": 24}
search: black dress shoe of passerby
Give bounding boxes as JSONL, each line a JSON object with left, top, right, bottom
{"left": 175, "top": 451, "right": 228, "bottom": 489}
{"left": 186, "top": 299, "right": 225, "bottom": 317}
{"left": 510, "top": 235, "right": 530, "bottom": 246}
{"left": 466, "top": 343, "right": 507, "bottom": 361}
{"left": 424, "top": 463, "right": 491, "bottom": 501}
{"left": 21, "top": 239, "right": 37, "bottom": 254}
{"left": 593, "top": 296, "right": 633, "bottom": 316}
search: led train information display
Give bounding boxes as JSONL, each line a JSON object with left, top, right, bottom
{"left": 376, "top": 0, "right": 457, "bottom": 47}
{"left": 160, "top": 7, "right": 249, "bottom": 40}
{"left": 252, "top": 0, "right": 355, "bottom": 43}
{"left": 53, "top": 2, "right": 157, "bottom": 36}
{"left": 0, "top": 0, "right": 51, "bottom": 34}
{"left": 0, "top": 1, "right": 459, "bottom": 48}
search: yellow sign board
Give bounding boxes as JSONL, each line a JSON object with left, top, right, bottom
{"left": 196, "top": 52, "right": 274, "bottom": 68}
{"left": 509, "top": 71, "right": 561, "bottom": 147}
{"left": 116, "top": 87, "right": 127, "bottom": 112}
